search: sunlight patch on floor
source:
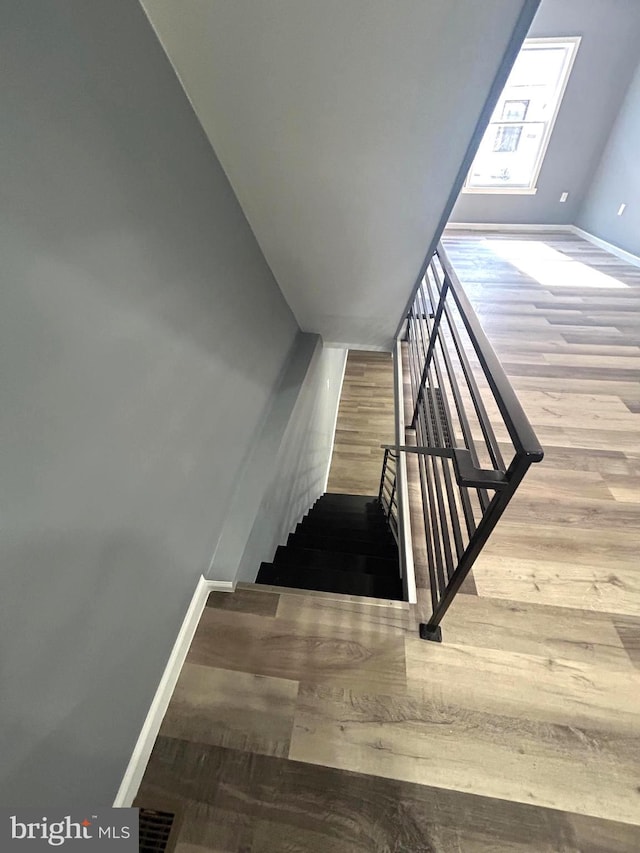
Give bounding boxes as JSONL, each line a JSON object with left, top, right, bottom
{"left": 487, "top": 239, "right": 629, "bottom": 289}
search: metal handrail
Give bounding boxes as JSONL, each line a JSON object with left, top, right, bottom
{"left": 434, "top": 243, "right": 543, "bottom": 459}
{"left": 379, "top": 241, "right": 543, "bottom": 641}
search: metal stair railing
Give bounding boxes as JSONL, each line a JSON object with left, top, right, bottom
{"left": 379, "top": 241, "right": 543, "bottom": 641}
{"left": 378, "top": 447, "right": 399, "bottom": 539}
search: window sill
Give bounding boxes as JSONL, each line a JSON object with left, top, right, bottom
{"left": 461, "top": 187, "right": 538, "bottom": 196}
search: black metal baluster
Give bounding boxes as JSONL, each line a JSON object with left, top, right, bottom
{"left": 423, "top": 264, "right": 484, "bottom": 528}
{"left": 411, "top": 285, "right": 452, "bottom": 596}
{"left": 414, "top": 277, "right": 466, "bottom": 566}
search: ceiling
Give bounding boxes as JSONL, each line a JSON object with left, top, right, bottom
{"left": 141, "top": 0, "right": 533, "bottom": 347}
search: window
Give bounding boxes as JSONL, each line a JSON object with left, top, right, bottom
{"left": 501, "top": 100, "right": 529, "bottom": 121}
{"left": 493, "top": 125, "right": 522, "bottom": 153}
{"left": 463, "top": 37, "right": 580, "bottom": 194}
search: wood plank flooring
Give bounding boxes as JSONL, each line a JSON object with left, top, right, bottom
{"left": 140, "top": 735, "right": 639, "bottom": 853}
{"left": 326, "top": 350, "right": 395, "bottom": 495}
{"left": 137, "top": 585, "right": 640, "bottom": 850}
{"left": 442, "top": 230, "right": 640, "bottom": 617}
{"left": 135, "top": 231, "right": 640, "bottom": 851}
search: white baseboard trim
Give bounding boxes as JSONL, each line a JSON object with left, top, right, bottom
{"left": 323, "top": 348, "right": 349, "bottom": 493}
{"left": 445, "top": 222, "right": 572, "bottom": 233}
{"left": 112, "top": 576, "right": 234, "bottom": 808}
{"left": 569, "top": 226, "right": 640, "bottom": 269}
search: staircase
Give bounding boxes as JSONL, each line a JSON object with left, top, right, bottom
{"left": 256, "top": 493, "right": 403, "bottom": 600}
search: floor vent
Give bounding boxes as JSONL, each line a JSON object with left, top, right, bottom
{"left": 139, "top": 808, "right": 177, "bottom": 853}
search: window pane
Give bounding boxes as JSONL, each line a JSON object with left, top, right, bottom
{"left": 493, "top": 125, "right": 523, "bottom": 153}
{"left": 468, "top": 122, "right": 545, "bottom": 187}
{"left": 501, "top": 100, "right": 529, "bottom": 121}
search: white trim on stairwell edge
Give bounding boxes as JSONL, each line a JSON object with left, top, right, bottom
{"left": 113, "top": 576, "right": 234, "bottom": 808}
{"left": 569, "top": 226, "right": 640, "bottom": 270}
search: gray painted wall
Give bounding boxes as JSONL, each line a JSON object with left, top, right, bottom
{"left": 210, "top": 334, "right": 346, "bottom": 583}
{"left": 451, "top": 0, "right": 640, "bottom": 225}
{"left": 0, "top": 0, "right": 303, "bottom": 806}
{"left": 577, "top": 58, "right": 640, "bottom": 256}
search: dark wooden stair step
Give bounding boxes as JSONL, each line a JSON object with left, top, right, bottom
{"left": 273, "top": 545, "right": 398, "bottom": 577}
{"left": 309, "top": 506, "right": 387, "bottom": 524}
{"left": 299, "top": 515, "right": 392, "bottom": 534}
{"left": 314, "top": 493, "right": 379, "bottom": 509}
{"left": 304, "top": 512, "right": 389, "bottom": 530}
{"left": 295, "top": 522, "right": 395, "bottom": 545}
{"left": 255, "top": 563, "right": 403, "bottom": 600}
{"left": 286, "top": 530, "right": 398, "bottom": 559}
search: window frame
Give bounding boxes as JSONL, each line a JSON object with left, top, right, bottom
{"left": 462, "top": 36, "right": 581, "bottom": 195}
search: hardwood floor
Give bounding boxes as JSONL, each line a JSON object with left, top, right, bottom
{"left": 326, "top": 350, "right": 395, "bottom": 495}
{"left": 443, "top": 230, "right": 640, "bottom": 617}
{"left": 137, "top": 586, "right": 640, "bottom": 849}
{"left": 135, "top": 231, "right": 640, "bottom": 851}
{"left": 140, "top": 735, "right": 639, "bottom": 853}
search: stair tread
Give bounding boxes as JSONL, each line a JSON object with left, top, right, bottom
{"left": 273, "top": 545, "right": 399, "bottom": 576}
{"left": 256, "top": 563, "right": 403, "bottom": 601}
{"left": 287, "top": 531, "right": 397, "bottom": 558}
{"left": 314, "top": 495, "right": 381, "bottom": 510}
{"left": 310, "top": 507, "right": 387, "bottom": 521}
{"left": 297, "top": 520, "right": 395, "bottom": 541}
{"left": 319, "top": 493, "right": 378, "bottom": 501}
{"left": 303, "top": 512, "right": 388, "bottom": 530}
{"left": 313, "top": 499, "right": 383, "bottom": 510}
{"left": 237, "top": 581, "right": 409, "bottom": 609}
